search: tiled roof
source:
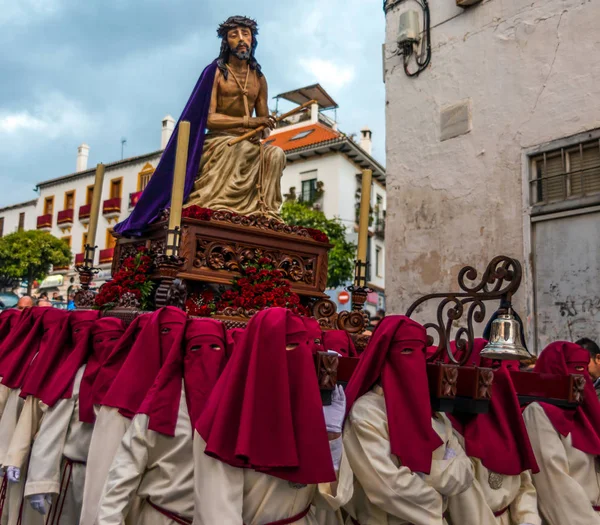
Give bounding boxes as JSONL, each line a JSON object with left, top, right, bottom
{"left": 266, "top": 123, "right": 341, "bottom": 152}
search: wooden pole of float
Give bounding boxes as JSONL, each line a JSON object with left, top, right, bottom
{"left": 166, "top": 120, "right": 190, "bottom": 256}
{"left": 85, "top": 163, "right": 105, "bottom": 265}
{"left": 356, "top": 169, "right": 373, "bottom": 285}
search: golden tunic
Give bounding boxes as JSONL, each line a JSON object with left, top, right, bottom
{"left": 186, "top": 134, "right": 285, "bottom": 219}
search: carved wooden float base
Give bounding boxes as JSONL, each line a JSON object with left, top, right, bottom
{"left": 113, "top": 215, "right": 331, "bottom": 300}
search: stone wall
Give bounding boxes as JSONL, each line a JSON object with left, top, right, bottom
{"left": 384, "top": 0, "right": 600, "bottom": 337}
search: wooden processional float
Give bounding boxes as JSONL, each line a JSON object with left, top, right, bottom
{"left": 72, "top": 120, "right": 586, "bottom": 412}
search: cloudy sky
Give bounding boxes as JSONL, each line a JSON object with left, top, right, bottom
{"left": 0, "top": 0, "right": 386, "bottom": 208}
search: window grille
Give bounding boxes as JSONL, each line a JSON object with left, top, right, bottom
{"left": 530, "top": 138, "right": 600, "bottom": 205}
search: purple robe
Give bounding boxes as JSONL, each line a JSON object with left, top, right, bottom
{"left": 114, "top": 60, "right": 218, "bottom": 237}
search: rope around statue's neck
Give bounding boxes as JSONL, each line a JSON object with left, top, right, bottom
{"left": 226, "top": 64, "right": 251, "bottom": 123}
{"left": 226, "top": 63, "right": 268, "bottom": 213}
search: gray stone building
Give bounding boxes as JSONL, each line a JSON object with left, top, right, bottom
{"left": 383, "top": 0, "right": 600, "bottom": 351}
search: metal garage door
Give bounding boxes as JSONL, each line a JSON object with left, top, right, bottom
{"left": 533, "top": 209, "right": 600, "bottom": 351}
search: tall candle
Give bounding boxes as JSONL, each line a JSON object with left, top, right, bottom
{"left": 167, "top": 121, "right": 190, "bottom": 255}
{"left": 356, "top": 169, "right": 373, "bottom": 282}
{"left": 87, "top": 163, "right": 105, "bottom": 250}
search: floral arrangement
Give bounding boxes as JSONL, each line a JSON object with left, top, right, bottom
{"left": 185, "top": 288, "right": 218, "bottom": 317}
{"left": 304, "top": 227, "right": 329, "bottom": 243}
{"left": 95, "top": 247, "right": 155, "bottom": 310}
{"left": 177, "top": 205, "right": 329, "bottom": 243}
{"left": 188, "top": 257, "right": 308, "bottom": 317}
{"left": 182, "top": 206, "right": 214, "bottom": 221}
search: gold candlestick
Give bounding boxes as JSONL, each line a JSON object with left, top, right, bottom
{"left": 166, "top": 121, "right": 190, "bottom": 256}
{"left": 87, "top": 163, "right": 105, "bottom": 254}
{"left": 356, "top": 169, "right": 373, "bottom": 283}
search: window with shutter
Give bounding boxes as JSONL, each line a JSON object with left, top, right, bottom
{"left": 530, "top": 138, "right": 600, "bottom": 205}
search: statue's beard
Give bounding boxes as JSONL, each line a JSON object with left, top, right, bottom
{"left": 231, "top": 46, "right": 250, "bottom": 61}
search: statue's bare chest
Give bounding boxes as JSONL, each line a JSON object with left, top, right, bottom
{"left": 216, "top": 70, "right": 260, "bottom": 117}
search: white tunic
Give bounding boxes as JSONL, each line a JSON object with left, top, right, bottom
{"left": 79, "top": 406, "right": 141, "bottom": 525}
{"left": 343, "top": 386, "right": 474, "bottom": 525}
{"left": 95, "top": 382, "right": 193, "bottom": 525}
{"left": 446, "top": 433, "right": 540, "bottom": 525}
{"left": 522, "top": 402, "right": 600, "bottom": 525}
{"left": 25, "top": 366, "right": 93, "bottom": 525}
{"left": 192, "top": 431, "right": 353, "bottom": 525}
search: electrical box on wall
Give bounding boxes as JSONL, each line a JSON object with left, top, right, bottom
{"left": 456, "top": 0, "right": 483, "bottom": 7}
{"left": 397, "top": 10, "right": 421, "bottom": 46}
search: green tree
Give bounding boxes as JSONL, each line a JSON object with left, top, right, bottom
{"left": 281, "top": 201, "right": 355, "bottom": 289}
{"left": 0, "top": 230, "right": 72, "bottom": 295}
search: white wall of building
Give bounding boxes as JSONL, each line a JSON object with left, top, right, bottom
{"left": 384, "top": 0, "right": 600, "bottom": 336}
{"left": 0, "top": 201, "right": 37, "bottom": 236}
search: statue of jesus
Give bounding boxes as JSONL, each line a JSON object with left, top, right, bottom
{"left": 185, "top": 16, "right": 285, "bottom": 219}
{"left": 115, "top": 16, "right": 286, "bottom": 237}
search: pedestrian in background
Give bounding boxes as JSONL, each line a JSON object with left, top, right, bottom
{"left": 576, "top": 337, "right": 600, "bottom": 400}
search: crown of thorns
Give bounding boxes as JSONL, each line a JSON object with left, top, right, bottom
{"left": 217, "top": 16, "right": 259, "bottom": 39}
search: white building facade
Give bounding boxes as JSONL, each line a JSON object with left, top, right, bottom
{"left": 383, "top": 0, "right": 600, "bottom": 351}
{"left": 34, "top": 149, "right": 162, "bottom": 292}
{"left": 0, "top": 200, "right": 37, "bottom": 237}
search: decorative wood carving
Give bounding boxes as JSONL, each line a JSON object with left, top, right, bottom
{"left": 74, "top": 289, "right": 96, "bottom": 309}
{"left": 442, "top": 365, "right": 459, "bottom": 398}
{"left": 427, "top": 363, "right": 458, "bottom": 400}
{"left": 165, "top": 279, "right": 188, "bottom": 310}
{"left": 114, "top": 217, "right": 330, "bottom": 298}
{"left": 159, "top": 208, "right": 328, "bottom": 242}
{"left": 101, "top": 308, "right": 146, "bottom": 326}
{"left": 193, "top": 240, "right": 316, "bottom": 286}
{"left": 312, "top": 299, "right": 366, "bottom": 334}
{"left": 477, "top": 368, "right": 494, "bottom": 400}
{"left": 154, "top": 254, "right": 186, "bottom": 309}
{"left": 118, "top": 292, "right": 141, "bottom": 309}
{"left": 314, "top": 352, "right": 338, "bottom": 391}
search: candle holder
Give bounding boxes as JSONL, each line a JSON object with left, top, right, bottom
{"left": 348, "top": 260, "right": 373, "bottom": 313}
{"left": 154, "top": 226, "right": 187, "bottom": 309}
{"left": 165, "top": 226, "right": 182, "bottom": 258}
{"left": 74, "top": 244, "right": 99, "bottom": 309}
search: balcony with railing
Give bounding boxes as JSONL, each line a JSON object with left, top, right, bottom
{"left": 129, "top": 191, "right": 143, "bottom": 209}
{"left": 103, "top": 197, "right": 122, "bottom": 219}
{"left": 75, "top": 253, "right": 85, "bottom": 266}
{"left": 79, "top": 204, "right": 91, "bottom": 223}
{"left": 374, "top": 215, "right": 386, "bottom": 238}
{"left": 99, "top": 248, "right": 114, "bottom": 265}
{"left": 57, "top": 209, "right": 74, "bottom": 229}
{"left": 36, "top": 214, "right": 52, "bottom": 231}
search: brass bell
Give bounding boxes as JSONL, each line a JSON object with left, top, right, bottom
{"left": 480, "top": 312, "right": 530, "bottom": 361}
